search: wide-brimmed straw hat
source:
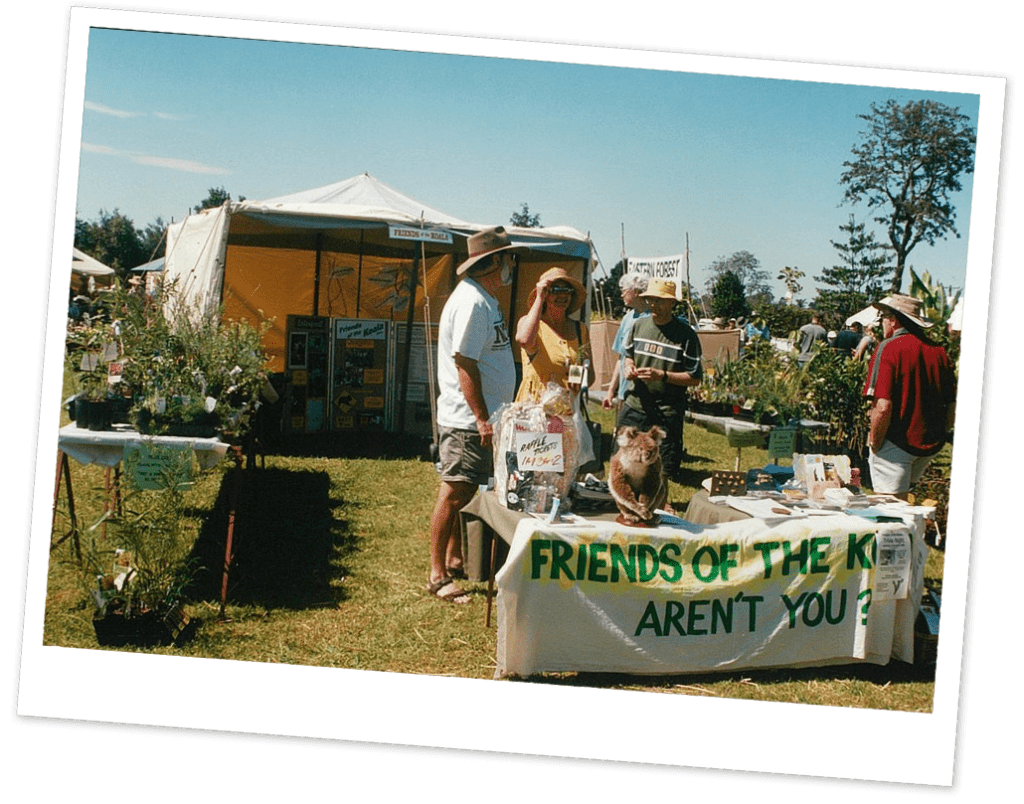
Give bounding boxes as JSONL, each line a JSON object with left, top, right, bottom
{"left": 527, "top": 267, "right": 586, "bottom": 315}
{"left": 457, "top": 226, "right": 523, "bottom": 276}
{"left": 872, "top": 294, "right": 934, "bottom": 329}
{"left": 641, "top": 278, "right": 678, "bottom": 301}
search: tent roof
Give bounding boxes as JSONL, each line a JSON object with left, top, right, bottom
{"left": 72, "top": 247, "right": 115, "bottom": 276}
{"left": 234, "top": 172, "right": 595, "bottom": 259}
{"left": 241, "top": 172, "right": 475, "bottom": 229}
{"left": 846, "top": 304, "right": 880, "bottom": 328}
{"left": 131, "top": 256, "right": 165, "bottom": 273}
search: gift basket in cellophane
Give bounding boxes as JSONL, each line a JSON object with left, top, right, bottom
{"left": 493, "top": 382, "right": 582, "bottom": 515}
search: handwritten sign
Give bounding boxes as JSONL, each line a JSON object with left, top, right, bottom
{"left": 123, "top": 443, "right": 194, "bottom": 491}
{"left": 516, "top": 431, "right": 565, "bottom": 472}
{"left": 334, "top": 320, "right": 387, "bottom": 340}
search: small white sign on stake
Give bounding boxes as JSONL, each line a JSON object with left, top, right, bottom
{"left": 515, "top": 431, "right": 565, "bottom": 473}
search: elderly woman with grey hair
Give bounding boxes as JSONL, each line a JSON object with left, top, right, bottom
{"left": 602, "top": 272, "right": 650, "bottom": 411}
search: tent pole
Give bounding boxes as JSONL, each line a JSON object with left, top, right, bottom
{"left": 419, "top": 238, "right": 439, "bottom": 446}
{"left": 397, "top": 246, "right": 418, "bottom": 435}
{"left": 313, "top": 232, "right": 324, "bottom": 316}
{"left": 356, "top": 230, "right": 365, "bottom": 317}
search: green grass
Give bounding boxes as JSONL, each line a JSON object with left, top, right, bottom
{"left": 44, "top": 393, "right": 944, "bottom": 711}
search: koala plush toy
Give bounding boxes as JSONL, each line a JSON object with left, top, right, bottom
{"left": 608, "top": 426, "right": 670, "bottom": 526}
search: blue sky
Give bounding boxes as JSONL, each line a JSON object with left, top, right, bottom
{"left": 75, "top": 26, "right": 980, "bottom": 299}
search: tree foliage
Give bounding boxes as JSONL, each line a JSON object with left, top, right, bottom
{"left": 777, "top": 266, "right": 805, "bottom": 305}
{"left": 709, "top": 270, "right": 749, "bottom": 320}
{"left": 74, "top": 209, "right": 153, "bottom": 275}
{"left": 193, "top": 186, "right": 235, "bottom": 214}
{"left": 706, "top": 251, "right": 773, "bottom": 307}
{"left": 840, "top": 99, "right": 976, "bottom": 293}
{"left": 813, "top": 214, "right": 890, "bottom": 321}
{"left": 510, "top": 202, "right": 542, "bottom": 228}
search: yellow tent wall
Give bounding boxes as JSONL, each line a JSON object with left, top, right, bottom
{"left": 220, "top": 235, "right": 587, "bottom": 374}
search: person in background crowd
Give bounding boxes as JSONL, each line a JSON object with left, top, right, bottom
{"left": 617, "top": 278, "right": 703, "bottom": 475}
{"left": 853, "top": 324, "right": 878, "bottom": 361}
{"left": 796, "top": 311, "right": 828, "bottom": 368}
{"left": 515, "top": 266, "right": 594, "bottom": 403}
{"left": 833, "top": 321, "right": 863, "bottom": 358}
{"left": 745, "top": 316, "right": 769, "bottom": 343}
{"left": 863, "top": 294, "right": 956, "bottom": 499}
{"left": 602, "top": 272, "right": 649, "bottom": 412}
{"left": 427, "top": 226, "right": 519, "bottom": 603}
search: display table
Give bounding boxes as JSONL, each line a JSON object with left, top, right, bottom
{"left": 495, "top": 501, "right": 929, "bottom": 678}
{"left": 460, "top": 490, "right": 620, "bottom": 625}
{"left": 53, "top": 423, "right": 240, "bottom": 616}
{"left": 685, "top": 411, "right": 830, "bottom": 468}
{"left": 683, "top": 489, "right": 751, "bottom": 525}
{"left": 57, "top": 423, "right": 229, "bottom": 469}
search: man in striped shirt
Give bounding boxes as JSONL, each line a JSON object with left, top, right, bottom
{"left": 617, "top": 278, "right": 703, "bottom": 475}
{"left": 863, "top": 294, "right": 957, "bottom": 499}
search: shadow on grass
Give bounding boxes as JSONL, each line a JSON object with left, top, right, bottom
{"left": 257, "top": 429, "right": 431, "bottom": 461}
{"left": 513, "top": 658, "right": 937, "bottom": 696}
{"left": 186, "top": 466, "right": 357, "bottom": 610}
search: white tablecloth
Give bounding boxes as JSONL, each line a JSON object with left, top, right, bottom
{"left": 496, "top": 505, "right": 928, "bottom": 678}
{"left": 58, "top": 423, "right": 229, "bottom": 470}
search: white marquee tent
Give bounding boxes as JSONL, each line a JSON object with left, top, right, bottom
{"left": 163, "top": 173, "right": 599, "bottom": 372}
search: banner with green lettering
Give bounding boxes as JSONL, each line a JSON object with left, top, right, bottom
{"left": 495, "top": 513, "right": 926, "bottom": 678}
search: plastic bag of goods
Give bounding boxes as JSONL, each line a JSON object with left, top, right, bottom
{"left": 493, "top": 383, "right": 581, "bottom": 513}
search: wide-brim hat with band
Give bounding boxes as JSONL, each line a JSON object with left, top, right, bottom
{"left": 457, "top": 225, "right": 524, "bottom": 276}
{"left": 872, "top": 293, "right": 934, "bottom": 329}
{"left": 640, "top": 277, "right": 678, "bottom": 301}
{"left": 527, "top": 266, "right": 586, "bottom": 315}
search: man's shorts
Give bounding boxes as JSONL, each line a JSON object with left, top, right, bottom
{"left": 437, "top": 425, "right": 492, "bottom": 485}
{"left": 868, "top": 439, "right": 935, "bottom": 495}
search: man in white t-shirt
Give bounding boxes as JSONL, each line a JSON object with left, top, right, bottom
{"left": 428, "top": 226, "right": 519, "bottom": 603}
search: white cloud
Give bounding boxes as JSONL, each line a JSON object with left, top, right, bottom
{"left": 81, "top": 142, "right": 230, "bottom": 175}
{"left": 84, "top": 100, "right": 139, "bottom": 118}
{"left": 85, "top": 101, "right": 189, "bottom": 122}
{"left": 81, "top": 142, "right": 119, "bottom": 155}
{"left": 130, "top": 154, "right": 230, "bottom": 175}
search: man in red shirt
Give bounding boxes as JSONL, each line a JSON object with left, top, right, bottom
{"left": 862, "top": 294, "right": 957, "bottom": 498}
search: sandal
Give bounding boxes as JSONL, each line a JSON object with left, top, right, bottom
{"left": 446, "top": 565, "right": 467, "bottom": 581}
{"left": 427, "top": 577, "right": 472, "bottom": 604}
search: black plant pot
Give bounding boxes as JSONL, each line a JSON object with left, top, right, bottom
{"left": 110, "top": 396, "right": 132, "bottom": 424}
{"left": 85, "top": 399, "right": 112, "bottom": 431}
{"left": 92, "top": 604, "right": 195, "bottom": 647}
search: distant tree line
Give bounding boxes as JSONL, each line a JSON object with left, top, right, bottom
{"left": 595, "top": 97, "right": 973, "bottom": 334}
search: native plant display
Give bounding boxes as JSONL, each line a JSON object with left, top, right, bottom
{"left": 692, "top": 340, "right": 871, "bottom": 457}
{"left": 66, "top": 277, "right": 271, "bottom": 440}
{"left": 80, "top": 445, "right": 201, "bottom": 646}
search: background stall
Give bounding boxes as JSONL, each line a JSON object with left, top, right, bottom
{"left": 162, "top": 173, "right": 600, "bottom": 439}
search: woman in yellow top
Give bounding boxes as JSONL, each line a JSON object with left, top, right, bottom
{"left": 515, "top": 266, "right": 595, "bottom": 403}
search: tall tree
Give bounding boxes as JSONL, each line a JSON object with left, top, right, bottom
{"left": 840, "top": 99, "right": 976, "bottom": 293}
{"left": 777, "top": 266, "right": 805, "bottom": 306}
{"left": 510, "top": 202, "right": 542, "bottom": 228}
{"left": 709, "top": 270, "right": 749, "bottom": 320}
{"left": 193, "top": 186, "right": 235, "bottom": 214}
{"left": 706, "top": 251, "right": 773, "bottom": 307}
{"left": 813, "top": 214, "right": 890, "bottom": 320}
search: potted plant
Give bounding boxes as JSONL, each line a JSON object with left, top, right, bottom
{"left": 81, "top": 444, "right": 200, "bottom": 647}
{"left": 104, "top": 277, "right": 270, "bottom": 443}
{"left": 65, "top": 318, "right": 119, "bottom": 430}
